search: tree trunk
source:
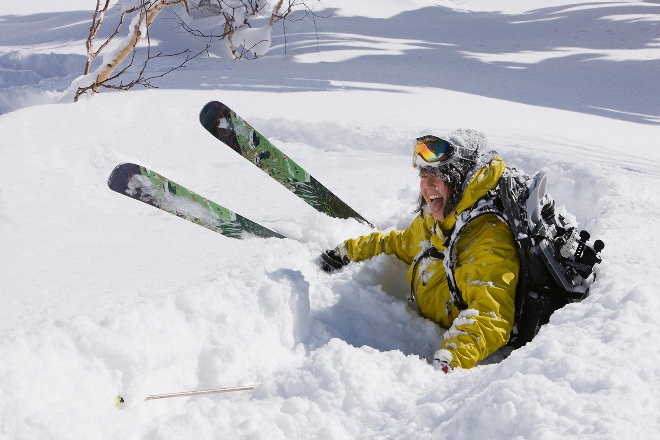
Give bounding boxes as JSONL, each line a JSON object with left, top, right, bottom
{"left": 92, "top": 1, "right": 166, "bottom": 94}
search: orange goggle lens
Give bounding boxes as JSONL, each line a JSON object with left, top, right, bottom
{"left": 412, "top": 136, "right": 455, "bottom": 168}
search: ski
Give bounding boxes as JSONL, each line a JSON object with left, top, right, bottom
{"left": 108, "top": 163, "right": 285, "bottom": 239}
{"left": 199, "top": 101, "right": 373, "bottom": 227}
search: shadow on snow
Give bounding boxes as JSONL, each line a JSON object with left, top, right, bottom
{"left": 0, "top": 3, "right": 658, "bottom": 124}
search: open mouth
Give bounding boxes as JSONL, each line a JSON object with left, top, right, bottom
{"left": 427, "top": 194, "right": 444, "bottom": 211}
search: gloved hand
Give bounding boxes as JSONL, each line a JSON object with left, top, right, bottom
{"left": 432, "top": 349, "right": 453, "bottom": 374}
{"left": 433, "top": 359, "right": 451, "bottom": 374}
{"left": 318, "top": 246, "right": 351, "bottom": 272}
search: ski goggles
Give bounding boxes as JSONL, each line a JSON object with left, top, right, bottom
{"left": 412, "top": 136, "right": 457, "bottom": 168}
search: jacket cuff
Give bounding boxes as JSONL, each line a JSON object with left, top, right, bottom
{"left": 433, "top": 349, "right": 453, "bottom": 365}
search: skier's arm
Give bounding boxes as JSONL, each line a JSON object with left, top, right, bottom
{"left": 341, "top": 214, "right": 433, "bottom": 265}
{"left": 318, "top": 229, "right": 407, "bottom": 272}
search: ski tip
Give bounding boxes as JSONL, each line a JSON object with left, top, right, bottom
{"left": 199, "top": 101, "right": 229, "bottom": 128}
{"left": 108, "top": 163, "right": 141, "bottom": 192}
{"left": 202, "top": 100, "right": 224, "bottom": 107}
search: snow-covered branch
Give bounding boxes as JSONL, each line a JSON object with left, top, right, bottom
{"left": 75, "top": 0, "right": 193, "bottom": 101}
{"left": 73, "top": 0, "right": 316, "bottom": 101}
{"left": 185, "top": 0, "right": 310, "bottom": 60}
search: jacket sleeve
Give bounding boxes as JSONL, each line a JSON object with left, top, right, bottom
{"left": 440, "top": 214, "right": 519, "bottom": 369}
{"left": 342, "top": 215, "right": 429, "bottom": 265}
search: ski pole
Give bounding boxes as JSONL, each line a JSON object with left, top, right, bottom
{"left": 115, "top": 385, "right": 255, "bottom": 408}
{"left": 146, "top": 385, "right": 256, "bottom": 400}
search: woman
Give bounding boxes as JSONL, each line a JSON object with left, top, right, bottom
{"left": 319, "top": 130, "right": 520, "bottom": 372}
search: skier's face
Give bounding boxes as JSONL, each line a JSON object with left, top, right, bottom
{"left": 420, "top": 171, "right": 450, "bottom": 220}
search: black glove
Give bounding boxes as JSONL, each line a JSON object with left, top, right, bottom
{"left": 318, "top": 247, "right": 351, "bottom": 272}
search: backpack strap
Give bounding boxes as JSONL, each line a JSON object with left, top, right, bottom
{"left": 443, "top": 185, "right": 510, "bottom": 312}
{"left": 408, "top": 245, "right": 445, "bottom": 303}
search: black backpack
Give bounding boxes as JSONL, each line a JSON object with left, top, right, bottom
{"left": 443, "top": 168, "right": 604, "bottom": 347}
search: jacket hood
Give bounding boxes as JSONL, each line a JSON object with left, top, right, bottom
{"left": 437, "top": 154, "right": 506, "bottom": 233}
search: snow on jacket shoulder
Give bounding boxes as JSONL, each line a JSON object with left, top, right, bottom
{"left": 342, "top": 157, "right": 519, "bottom": 369}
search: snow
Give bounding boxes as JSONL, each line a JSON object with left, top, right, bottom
{"left": 1, "top": 1, "right": 659, "bottom": 438}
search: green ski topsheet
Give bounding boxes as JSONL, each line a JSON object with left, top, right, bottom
{"left": 108, "top": 163, "right": 285, "bottom": 239}
{"left": 200, "top": 101, "right": 373, "bottom": 227}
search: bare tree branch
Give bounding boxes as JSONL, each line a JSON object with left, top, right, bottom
{"left": 76, "top": 0, "right": 192, "bottom": 101}
{"left": 74, "top": 0, "right": 319, "bottom": 101}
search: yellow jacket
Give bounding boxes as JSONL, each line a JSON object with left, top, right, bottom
{"left": 342, "top": 157, "right": 519, "bottom": 369}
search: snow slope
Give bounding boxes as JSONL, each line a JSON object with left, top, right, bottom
{"left": 1, "top": 1, "right": 659, "bottom": 439}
